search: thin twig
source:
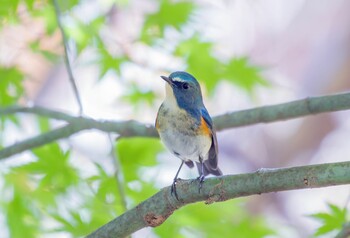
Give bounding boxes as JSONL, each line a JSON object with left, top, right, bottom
{"left": 52, "top": 0, "right": 83, "bottom": 115}
{"left": 108, "top": 134, "right": 128, "bottom": 212}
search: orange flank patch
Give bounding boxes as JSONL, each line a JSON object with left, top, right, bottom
{"left": 199, "top": 117, "right": 211, "bottom": 136}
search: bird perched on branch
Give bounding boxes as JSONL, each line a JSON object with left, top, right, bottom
{"left": 156, "top": 71, "right": 222, "bottom": 200}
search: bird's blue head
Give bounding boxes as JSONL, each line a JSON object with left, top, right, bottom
{"left": 161, "top": 71, "right": 204, "bottom": 111}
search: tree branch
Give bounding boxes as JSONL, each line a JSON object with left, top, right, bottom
{"left": 1, "top": 92, "right": 350, "bottom": 159}
{"left": 0, "top": 105, "right": 78, "bottom": 121}
{"left": 213, "top": 91, "right": 350, "bottom": 130}
{"left": 0, "top": 122, "right": 90, "bottom": 159}
{"left": 86, "top": 161, "right": 350, "bottom": 238}
{"left": 0, "top": 117, "right": 157, "bottom": 160}
{"left": 108, "top": 134, "right": 128, "bottom": 213}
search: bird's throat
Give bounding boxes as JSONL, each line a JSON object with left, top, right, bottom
{"left": 164, "top": 83, "right": 178, "bottom": 109}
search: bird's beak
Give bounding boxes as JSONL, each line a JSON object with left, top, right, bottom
{"left": 160, "top": 75, "right": 173, "bottom": 86}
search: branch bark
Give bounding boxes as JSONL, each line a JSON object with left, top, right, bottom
{"left": 0, "top": 91, "right": 350, "bottom": 159}
{"left": 86, "top": 161, "right": 350, "bottom": 238}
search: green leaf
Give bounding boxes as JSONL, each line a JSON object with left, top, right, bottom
{"left": 31, "top": 4, "right": 57, "bottom": 35}
{"left": 116, "top": 138, "right": 163, "bottom": 202}
{"left": 87, "top": 194, "right": 120, "bottom": 228}
{"left": 50, "top": 209, "right": 92, "bottom": 237}
{"left": 116, "top": 138, "right": 163, "bottom": 180}
{"left": 97, "top": 46, "right": 125, "bottom": 79}
{"left": 174, "top": 35, "right": 223, "bottom": 93}
{"left": 50, "top": 213, "right": 76, "bottom": 232}
{"left": 141, "top": 0, "right": 195, "bottom": 42}
{"left": 0, "top": 67, "right": 24, "bottom": 106}
{"left": 3, "top": 169, "right": 41, "bottom": 238}
{"left": 310, "top": 203, "right": 347, "bottom": 236}
{"left": 122, "top": 83, "right": 156, "bottom": 107}
{"left": 87, "top": 163, "right": 123, "bottom": 212}
{"left": 155, "top": 199, "right": 273, "bottom": 237}
{"left": 37, "top": 116, "right": 51, "bottom": 133}
{"left": 30, "top": 41, "right": 59, "bottom": 62}
{"left": 6, "top": 190, "right": 39, "bottom": 238}
{"left": 50, "top": 196, "right": 118, "bottom": 236}
{"left": 224, "top": 57, "right": 269, "bottom": 92}
{"left": 56, "top": 0, "right": 80, "bottom": 12}
{"left": 24, "top": 0, "right": 36, "bottom": 11}
{"left": 0, "top": 0, "right": 20, "bottom": 22}
{"left": 175, "top": 36, "right": 268, "bottom": 93}
{"left": 66, "top": 16, "right": 105, "bottom": 54}
{"left": 21, "top": 143, "right": 79, "bottom": 193}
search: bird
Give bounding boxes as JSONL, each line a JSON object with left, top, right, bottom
{"left": 155, "top": 71, "right": 222, "bottom": 200}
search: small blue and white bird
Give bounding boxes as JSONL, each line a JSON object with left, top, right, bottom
{"left": 156, "top": 71, "right": 222, "bottom": 199}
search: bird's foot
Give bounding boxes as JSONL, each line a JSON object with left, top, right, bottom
{"left": 171, "top": 178, "right": 180, "bottom": 201}
{"left": 197, "top": 175, "right": 205, "bottom": 194}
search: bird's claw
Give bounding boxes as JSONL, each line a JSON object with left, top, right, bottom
{"left": 171, "top": 175, "right": 205, "bottom": 200}
{"left": 171, "top": 178, "right": 180, "bottom": 201}
{"left": 197, "top": 175, "right": 205, "bottom": 193}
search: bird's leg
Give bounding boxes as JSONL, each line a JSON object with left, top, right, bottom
{"left": 197, "top": 158, "right": 205, "bottom": 193}
{"left": 171, "top": 160, "right": 184, "bottom": 200}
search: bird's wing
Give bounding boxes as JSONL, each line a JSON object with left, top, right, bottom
{"left": 201, "top": 108, "right": 219, "bottom": 170}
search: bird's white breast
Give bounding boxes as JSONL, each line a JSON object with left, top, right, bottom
{"left": 157, "top": 95, "right": 212, "bottom": 163}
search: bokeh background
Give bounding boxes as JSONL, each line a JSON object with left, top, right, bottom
{"left": 1, "top": 0, "right": 350, "bottom": 237}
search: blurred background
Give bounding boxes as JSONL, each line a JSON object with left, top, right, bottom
{"left": 1, "top": 0, "right": 350, "bottom": 237}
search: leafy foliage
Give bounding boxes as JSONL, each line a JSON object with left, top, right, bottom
{"left": 97, "top": 44, "right": 126, "bottom": 79}
{"left": 2, "top": 171, "right": 40, "bottom": 237}
{"left": 0, "top": 0, "right": 338, "bottom": 238}
{"left": 2, "top": 143, "right": 76, "bottom": 237}
{"left": 310, "top": 203, "right": 348, "bottom": 236}
{"left": 224, "top": 57, "right": 269, "bottom": 93}
{"left": 122, "top": 84, "right": 156, "bottom": 107}
{"left": 26, "top": 144, "right": 79, "bottom": 193}
{"left": 141, "top": 0, "right": 195, "bottom": 43}
{"left": 0, "top": 67, "right": 24, "bottom": 106}
{"left": 0, "top": 67, "right": 24, "bottom": 126}
{"left": 175, "top": 35, "right": 224, "bottom": 92}
{"left": 155, "top": 200, "right": 274, "bottom": 238}
{"left": 56, "top": 0, "right": 80, "bottom": 12}
{"left": 0, "top": 0, "right": 21, "bottom": 22}
{"left": 65, "top": 16, "right": 106, "bottom": 54}
{"left": 116, "top": 138, "right": 163, "bottom": 204}
{"left": 33, "top": 4, "right": 57, "bottom": 35}
{"left": 175, "top": 36, "right": 268, "bottom": 93}
{"left": 30, "top": 41, "right": 59, "bottom": 62}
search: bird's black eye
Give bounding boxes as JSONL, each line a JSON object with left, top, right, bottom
{"left": 182, "top": 83, "right": 189, "bottom": 89}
